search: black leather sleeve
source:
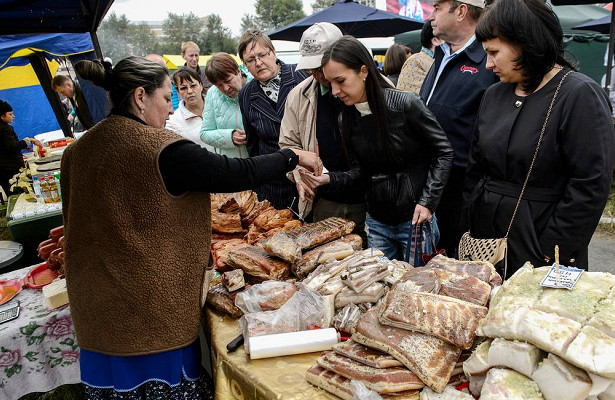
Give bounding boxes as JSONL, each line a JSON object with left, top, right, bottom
{"left": 404, "top": 94, "right": 453, "bottom": 211}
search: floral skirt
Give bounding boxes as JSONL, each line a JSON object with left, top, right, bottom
{"left": 84, "top": 370, "right": 214, "bottom": 400}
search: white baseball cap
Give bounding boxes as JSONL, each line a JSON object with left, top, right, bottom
{"left": 296, "top": 22, "right": 343, "bottom": 71}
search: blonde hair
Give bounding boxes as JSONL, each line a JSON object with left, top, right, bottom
{"left": 181, "top": 41, "right": 199, "bottom": 55}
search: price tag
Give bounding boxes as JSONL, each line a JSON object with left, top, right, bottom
{"left": 540, "top": 263, "right": 584, "bottom": 290}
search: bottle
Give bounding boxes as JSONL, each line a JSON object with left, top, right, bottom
{"left": 52, "top": 171, "right": 61, "bottom": 199}
{"left": 40, "top": 176, "right": 52, "bottom": 204}
{"left": 48, "top": 176, "right": 60, "bottom": 203}
{"left": 32, "top": 178, "right": 41, "bottom": 201}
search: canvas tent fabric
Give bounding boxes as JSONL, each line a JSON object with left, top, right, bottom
{"left": 0, "top": 33, "right": 107, "bottom": 138}
{"left": 0, "top": 0, "right": 114, "bottom": 35}
{"left": 268, "top": 0, "right": 423, "bottom": 41}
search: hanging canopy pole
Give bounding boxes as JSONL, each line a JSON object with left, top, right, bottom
{"left": 28, "top": 53, "right": 73, "bottom": 138}
{"left": 605, "top": 5, "right": 615, "bottom": 96}
{"left": 90, "top": 32, "right": 103, "bottom": 60}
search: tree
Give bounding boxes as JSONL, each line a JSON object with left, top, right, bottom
{"left": 311, "top": 0, "right": 374, "bottom": 12}
{"left": 160, "top": 12, "right": 205, "bottom": 54}
{"left": 255, "top": 0, "right": 306, "bottom": 31}
{"left": 129, "top": 22, "right": 159, "bottom": 57}
{"left": 98, "top": 12, "right": 131, "bottom": 61}
{"left": 201, "top": 14, "right": 237, "bottom": 54}
{"left": 240, "top": 13, "right": 262, "bottom": 33}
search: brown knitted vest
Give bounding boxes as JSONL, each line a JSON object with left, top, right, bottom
{"left": 62, "top": 115, "right": 211, "bottom": 355}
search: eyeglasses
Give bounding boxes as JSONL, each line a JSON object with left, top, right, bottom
{"left": 244, "top": 49, "right": 272, "bottom": 66}
{"left": 177, "top": 82, "right": 200, "bottom": 92}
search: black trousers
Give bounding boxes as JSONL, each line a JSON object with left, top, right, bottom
{"left": 434, "top": 165, "right": 467, "bottom": 258}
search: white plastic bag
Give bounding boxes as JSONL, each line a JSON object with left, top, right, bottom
{"left": 350, "top": 380, "right": 383, "bottom": 400}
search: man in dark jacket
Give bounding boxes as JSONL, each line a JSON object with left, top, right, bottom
{"left": 52, "top": 75, "right": 95, "bottom": 131}
{"left": 419, "top": 0, "right": 498, "bottom": 257}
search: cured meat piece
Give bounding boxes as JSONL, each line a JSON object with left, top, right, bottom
{"left": 211, "top": 193, "right": 233, "bottom": 210}
{"left": 426, "top": 254, "right": 501, "bottom": 288}
{"left": 335, "top": 282, "right": 387, "bottom": 309}
{"left": 532, "top": 354, "right": 591, "bottom": 400}
{"left": 318, "top": 275, "right": 346, "bottom": 296}
{"left": 261, "top": 231, "right": 302, "bottom": 262}
{"left": 420, "top": 385, "right": 475, "bottom": 399}
{"left": 477, "top": 304, "right": 530, "bottom": 339}
{"left": 379, "top": 291, "right": 488, "bottom": 349}
{"left": 534, "top": 272, "right": 615, "bottom": 324}
{"left": 333, "top": 339, "right": 403, "bottom": 368}
{"left": 241, "top": 199, "right": 270, "bottom": 228}
{"left": 293, "top": 235, "right": 363, "bottom": 279}
{"left": 227, "top": 245, "right": 290, "bottom": 281}
{"left": 289, "top": 217, "right": 356, "bottom": 250}
{"left": 317, "top": 351, "right": 424, "bottom": 393}
{"left": 253, "top": 208, "right": 295, "bottom": 231}
{"left": 342, "top": 261, "right": 389, "bottom": 293}
{"left": 211, "top": 239, "right": 247, "bottom": 272}
{"left": 489, "top": 264, "right": 545, "bottom": 309}
{"left": 463, "top": 339, "right": 492, "bottom": 377}
{"left": 394, "top": 267, "right": 440, "bottom": 294}
{"left": 588, "top": 296, "right": 615, "bottom": 338}
{"left": 234, "top": 281, "right": 298, "bottom": 313}
{"left": 564, "top": 325, "right": 615, "bottom": 379}
{"left": 237, "top": 190, "right": 257, "bottom": 216}
{"left": 241, "top": 310, "right": 298, "bottom": 338}
{"left": 480, "top": 368, "right": 544, "bottom": 400}
{"left": 434, "top": 269, "right": 491, "bottom": 306}
{"left": 206, "top": 283, "right": 243, "bottom": 318}
{"left": 211, "top": 210, "right": 244, "bottom": 233}
{"left": 468, "top": 374, "right": 487, "bottom": 398}
{"left": 488, "top": 338, "right": 545, "bottom": 378}
{"left": 331, "top": 304, "right": 364, "bottom": 334}
{"left": 219, "top": 196, "right": 241, "bottom": 213}
{"left": 305, "top": 365, "right": 420, "bottom": 400}
{"left": 352, "top": 306, "right": 461, "bottom": 393}
{"left": 222, "top": 269, "right": 245, "bottom": 292}
{"left": 516, "top": 309, "right": 581, "bottom": 356}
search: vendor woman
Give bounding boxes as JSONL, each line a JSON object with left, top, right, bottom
{"left": 62, "top": 56, "right": 320, "bottom": 399}
{"left": 0, "top": 100, "right": 40, "bottom": 197}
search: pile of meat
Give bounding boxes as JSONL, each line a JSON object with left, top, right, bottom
{"left": 464, "top": 262, "right": 615, "bottom": 399}
{"left": 306, "top": 255, "right": 501, "bottom": 398}
{"left": 37, "top": 225, "right": 65, "bottom": 275}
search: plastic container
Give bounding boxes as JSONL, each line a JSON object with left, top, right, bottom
{"left": 48, "top": 176, "right": 60, "bottom": 203}
{"left": 0, "top": 279, "right": 22, "bottom": 305}
{"left": 52, "top": 171, "right": 61, "bottom": 199}
{"left": 23, "top": 262, "right": 59, "bottom": 289}
{"left": 40, "top": 176, "right": 52, "bottom": 203}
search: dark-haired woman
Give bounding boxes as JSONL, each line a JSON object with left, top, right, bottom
{"left": 62, "top": 56, "right": 319, "bottom": 399}
{"left": 300, "top": 36, "right": 453, "bottom": 264}
{"left": 462, "top": 0, "right": 614, "bottom": 277}
{"left": 382, "top": 44, "right": 407, "bottom": 86}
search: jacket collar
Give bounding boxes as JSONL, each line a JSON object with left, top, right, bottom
{"left": 248, "top": 61, "right": 295, "bottom": 123}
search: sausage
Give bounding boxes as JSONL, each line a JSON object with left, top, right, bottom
{"left": 38, "top": 238, "right": 54, "bottom": 251}
{"left": 38, "top": 242, "right": 59, "bottom": 260}
{"left": 49, "top": 225, "right": 64, "bottom": 241}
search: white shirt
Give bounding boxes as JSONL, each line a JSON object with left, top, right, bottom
{"left": 165, "top": 100, "right": 214, "bottom": 151}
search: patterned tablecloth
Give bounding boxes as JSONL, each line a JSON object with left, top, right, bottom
{"left": 0, "top": 265, "right": 79, "bottom": 400}
{"left": 205, "top": 309, "right": 338, "bottom": 400}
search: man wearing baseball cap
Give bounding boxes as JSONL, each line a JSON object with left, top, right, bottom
{"left": 279, "top": 22, "right": 367, "bottom": 245}
{"left": 419, "top": 0, "right": 498, "bottom": 257}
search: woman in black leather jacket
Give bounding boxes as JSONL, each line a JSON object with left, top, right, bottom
{"left": 301, "top": 36, "right": 453, "bottom": 263}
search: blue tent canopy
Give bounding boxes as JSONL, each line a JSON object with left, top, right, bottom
{"left": 0, "top": 0, "right": 114, "bottom": 35}
{"left": 0, "top": 33, "right": 94, "bottom": 69}
{"left": 268, "top": 0, "right": 423, "bottom": 41}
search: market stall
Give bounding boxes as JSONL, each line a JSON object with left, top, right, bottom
{"left": 0, "top": 265, "right": 78, "bottom": 400}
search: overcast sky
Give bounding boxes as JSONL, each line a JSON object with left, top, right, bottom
{"left": 108, "top": 0, "right": 315, "bottom": 36}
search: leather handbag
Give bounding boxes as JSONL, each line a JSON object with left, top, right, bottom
{"left": 458, "top": 70, "right": 571, "bottom": 279}
{"left": 405, "top": 221, "right": 446, "bottom": 266}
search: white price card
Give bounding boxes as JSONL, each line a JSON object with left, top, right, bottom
{"left": 540, "top": 263, "right": 584, "bottom": 290}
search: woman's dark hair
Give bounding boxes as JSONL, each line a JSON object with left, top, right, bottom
{"left": 321, "top": 36, "right": 393, "bottom": 153}
{"left": 420, "top": 21, "right": 436, "bottom": 49}
{"left": 172, "top": 66, "right": 203, "bottom": 89}
{"left": 475, "top": 0, "right": 573, "bottom": 93}
{"left": 75, "top": 56, "right": 168, "bottom": 114}
{"left": 383, "top": 44, "right": 407, "bottom": 76}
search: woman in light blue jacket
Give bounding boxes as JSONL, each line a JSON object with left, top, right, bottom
{"left": 201, "top": 53, "right": 252, "bottom": 158}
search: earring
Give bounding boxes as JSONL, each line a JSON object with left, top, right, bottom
{"left": 141, "top": 108, "right": 145, "bottom": 114}
{"left": 363, "top": 77, "right": 366, "bottom": 82}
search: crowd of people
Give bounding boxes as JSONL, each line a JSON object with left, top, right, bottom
{"left": 0, "top": 0, "right": 606, "bottom": 397}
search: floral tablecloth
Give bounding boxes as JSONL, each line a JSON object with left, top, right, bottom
{"left": 0, "top": 265, "right": 80, "bottom": 400}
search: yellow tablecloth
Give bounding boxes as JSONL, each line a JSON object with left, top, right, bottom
{"left": 205, "top": 309, "right": 338, "bottom": 400}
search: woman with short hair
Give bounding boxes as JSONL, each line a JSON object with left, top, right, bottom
{"left": 462, "top": 0, "right": 614, "bottom": 277}
{"left": 200, "top": 52, "right": 250, "bottom": 157}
